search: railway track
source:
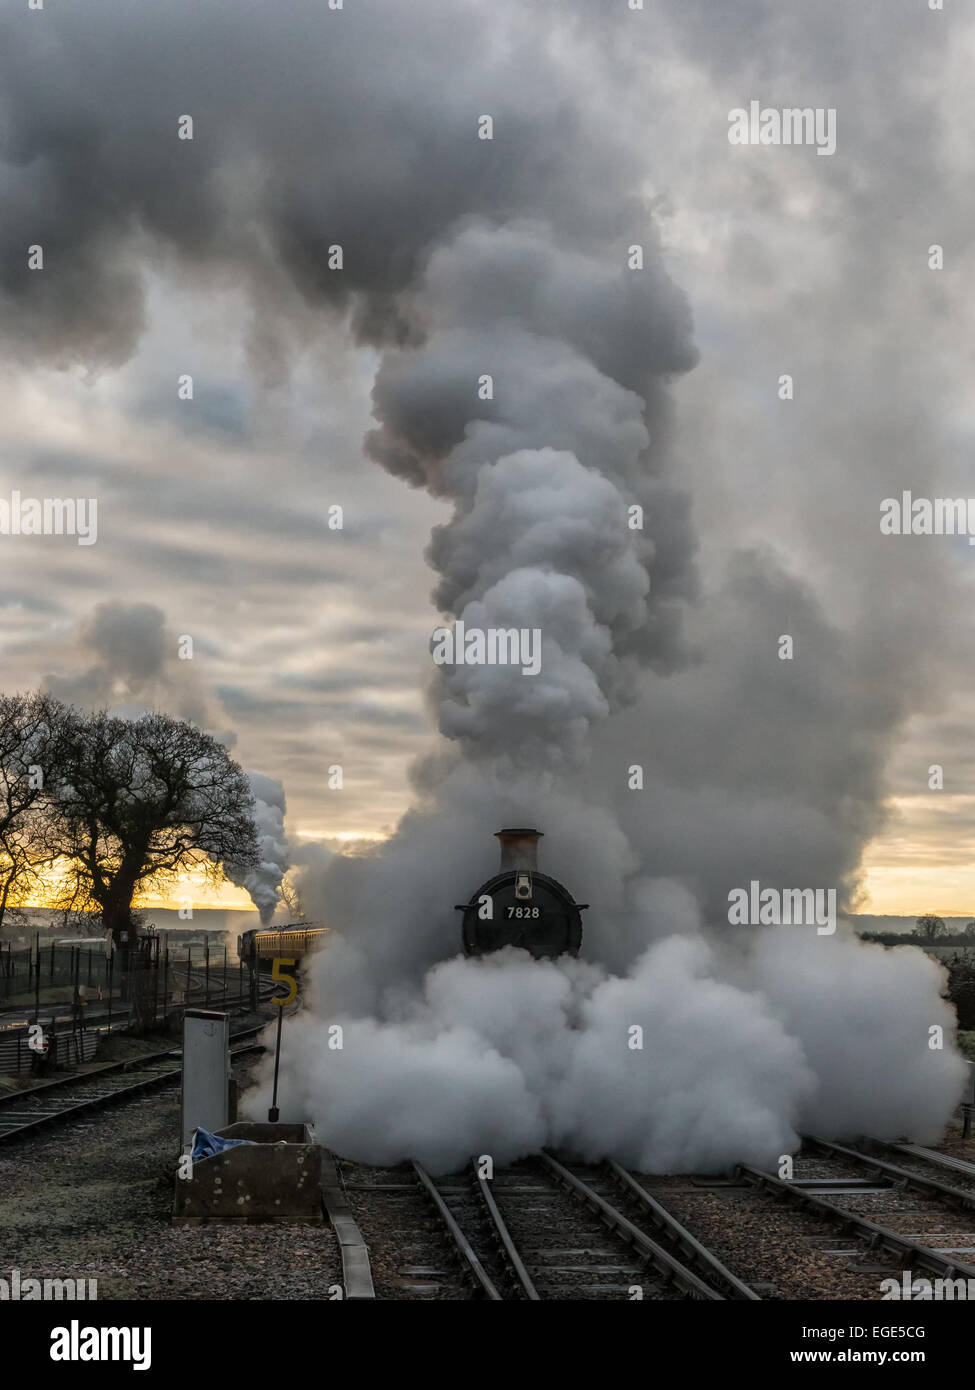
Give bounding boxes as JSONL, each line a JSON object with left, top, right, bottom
{"left": 0, "top": 978, "right": 277, "bottom": 1072}
{"left": 411, "top": 1153, "right": 758, "bottom": 1300}
{"left": 597, "top": 1157, "right": 760, "bottom": 1299}
{"left": 413, "top": 1160, "right": 507, "bottom": 1298}
{"left": 339, "top": 1162, "right": 484, "bottom": 1299}
{"left": 0, "top": 1025, "right": 266, "bottom": 1145}
{"left": 804, "top": 1135, "right": 975, "bottom": 1212}
{"left": 857, "top": 1137, "right": 975, "bottom": 1189}
{"left": 736, "top": 1140, "right": 975, "bottom": 1286}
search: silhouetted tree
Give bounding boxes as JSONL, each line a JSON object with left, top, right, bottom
{"left": 946, "top": 957, "right": 975, "bottom": 1030}
{"left": 278, "top": 874, "right": 307, "bottom": 921}
{"left": 46, "top": 710, "right": 260, "bottom": 946}
{"left": 0, "top": 692, "right": 68, "bottom": 932}
{"left": 913, "top": 914, "right": 947, "bottom": 941}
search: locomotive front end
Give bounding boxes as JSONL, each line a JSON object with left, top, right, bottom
{"left": 457, "top": 828, "right": 587, "bottom": 959}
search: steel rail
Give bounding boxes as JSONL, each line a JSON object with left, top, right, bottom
{"left": 0, "top": 1023, "right": 266, "bottom": 1113}
{"left": 804, "top": 1135, "right": 975, "bottom": 1212}
{"left": 471, "top": 1158, "right": 540, "bottom": 1300}
{"left": 411, "top": 1160, "right": 503, "bottom": 1300}
{"left": 0, "top": 1029, "right": 266, "bottom": 1144}
{"left": 538, "top": 1152, "right": 722, "bottom": 1300}
{"left": 605, "top": 1159, "right": 761, "bottom": 1300}
{"left": 884, "top": 1141, "right": 975, "bottom": 1182}
{"left": 737, "top": 1162, "right": 975, "bottom": 1282}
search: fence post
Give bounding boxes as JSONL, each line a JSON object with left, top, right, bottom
{"left": 72, "top": 948, "right": 81, "bottom": 1047}
{"left": 152, "top": 936, "right": 159, "bottom": 1027}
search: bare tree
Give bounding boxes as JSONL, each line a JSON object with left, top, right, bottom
{"left": 46, "top": 710, "right": 260, "bottom": 945}
{"left": 0, "top": 692, "right": 67, "bottom": 933}
{"left": 278, "top": 872, "right": 307, "bottom": 921}
{"left": 913, "top": 914, "right": 947, "bottom": 941}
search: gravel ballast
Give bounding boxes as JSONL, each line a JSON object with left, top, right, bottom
{"left": 0, "top": 1052, "right": 343, "bottom": 1301}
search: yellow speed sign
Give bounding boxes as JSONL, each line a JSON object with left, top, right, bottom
{"left": 271, "top": 957, "right": 298, "bottom": 1006}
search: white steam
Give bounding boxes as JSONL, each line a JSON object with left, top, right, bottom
{"left": 226, "top": 771, "right": 290, "bottom": 924}
{"left": 243, "top": 37, "right": 967, "bottom": 1175}
{"left": 244, "top": 786, "right": 969, "bottom": 1174}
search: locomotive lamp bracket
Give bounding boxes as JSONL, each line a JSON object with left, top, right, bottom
{"left": 514, "top": 872, "right": 533, "bottom": 900}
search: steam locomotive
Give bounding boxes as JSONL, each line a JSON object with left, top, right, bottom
{"left": 456, "top": 828, "right": 587, "bottom": 959}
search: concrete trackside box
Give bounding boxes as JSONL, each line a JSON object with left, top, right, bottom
{"left": 172, "top": 1121, "right": 323, "bottom": 1225}
{"left": 180, "top": 1010, "right": 230, "bottom": 1149}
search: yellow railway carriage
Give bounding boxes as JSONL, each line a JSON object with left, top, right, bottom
{"left": 237, "top": 924, "right": 328, "bottom": 968}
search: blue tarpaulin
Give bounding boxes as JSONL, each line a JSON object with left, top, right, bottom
{"left": 191, "top": 1127, "right": 257, "bottom": 1161}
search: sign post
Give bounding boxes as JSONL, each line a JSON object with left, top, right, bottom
{"left": 268, "top": 957, "right": 296, "bottom": 1124}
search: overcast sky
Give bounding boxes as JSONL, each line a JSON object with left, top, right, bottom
{"left": 1, "top": 0, "right": 972, "bottom": 915}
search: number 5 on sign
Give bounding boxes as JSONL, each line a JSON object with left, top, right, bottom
{"left": 272, "top": 957, "right": 297, "bottom": 1006}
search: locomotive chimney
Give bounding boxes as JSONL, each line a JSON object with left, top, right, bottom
{"left": 495, "top": 827, "right": 543, "bottom": 872}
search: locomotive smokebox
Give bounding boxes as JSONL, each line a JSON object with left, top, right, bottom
{"left": 494, "top": 827, "right": 543, "bottom": 872}
{"left": 458, "top": 827, "right": 586, "bottom": 959}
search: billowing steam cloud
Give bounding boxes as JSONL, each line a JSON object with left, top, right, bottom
{"left": 250, "top": 933, "right": 964, "bottom": 1175}
{"left": 247, "top": 784, "right": 968, "bottom": 1173}
{"left": 43, "top": 600, "right": 211, "bottom": 727}
{"left": 370, "top": 218, "right": 697, "bottom": 771}
{"left": 225, "top": 772, "right": 291, "bottom": 925}
{"left": 2, "top": 2, "right": 968, "bottom": 1171}
{"left": 239, "top": 9, "right": 967, "bottom": 1165}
